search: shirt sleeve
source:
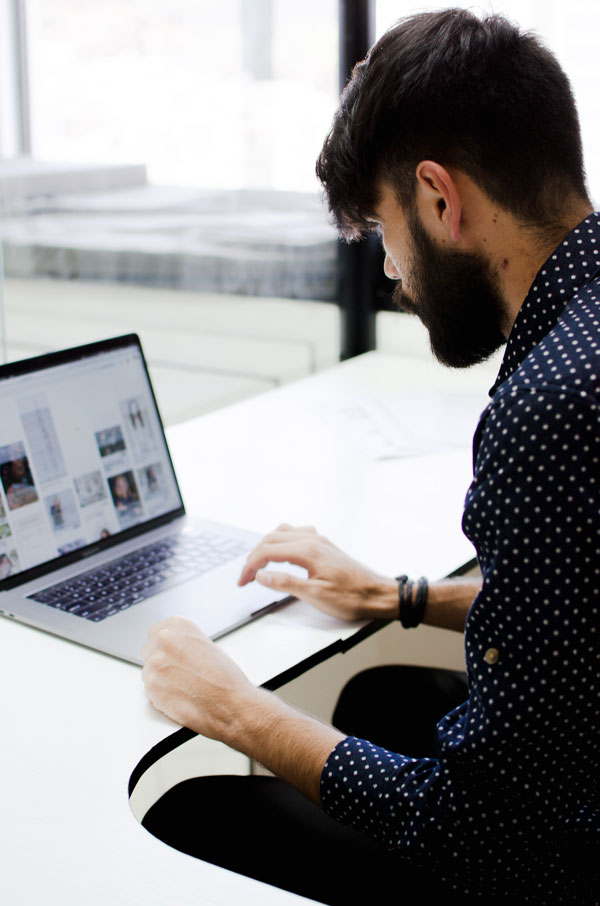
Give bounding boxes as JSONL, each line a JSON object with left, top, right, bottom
{"left": 320, "top": 385, "right": 600, "bottom": 896}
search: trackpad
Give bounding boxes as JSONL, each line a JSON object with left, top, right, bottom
{"left": 144, "top": 558, "right": 304, "bottom": 638}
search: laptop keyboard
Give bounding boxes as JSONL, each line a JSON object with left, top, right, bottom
{"left": 27, "top": 532, "right": 249, "bottom": 622}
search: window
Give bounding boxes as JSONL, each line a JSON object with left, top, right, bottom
{"left": 28, "top": 0, "right": 339, "bottom": 192}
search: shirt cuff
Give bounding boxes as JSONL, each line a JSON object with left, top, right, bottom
{"left": 320, "top": 736, "right": 418, "bottom": 838}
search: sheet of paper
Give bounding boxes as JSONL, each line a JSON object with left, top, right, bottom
{"left": 320, "top": 391, "right": 487, "bottom": 460}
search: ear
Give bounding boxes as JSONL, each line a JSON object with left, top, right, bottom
{"left": 415, "top": 161, "right": 462, "bottom": 243}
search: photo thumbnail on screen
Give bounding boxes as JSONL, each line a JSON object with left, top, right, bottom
{"left": 108, "top": 471, "right": 143, "bottom": 525}
{"left": 0, "top": 441, "right": 39, "bottom": 510}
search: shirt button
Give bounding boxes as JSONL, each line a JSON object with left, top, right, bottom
{"left": 484, "top": 647, "right": 500, "bottom": 665}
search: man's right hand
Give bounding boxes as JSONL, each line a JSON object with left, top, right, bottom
{"left": 238, "top": 523, "right": 399, "bottom": 621}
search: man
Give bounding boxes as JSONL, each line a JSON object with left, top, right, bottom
{"left": 141, "top": 9, "right": 599, "bottom": 903}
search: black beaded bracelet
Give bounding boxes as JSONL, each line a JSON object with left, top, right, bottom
{"left": 396, "top": 574, "right": 428, "bottom": 629}
{"left": 396, "top": 574, "right": 408, "bottom": 621}
{"left": 413, "top": 575, "right": 428, "bottom": 627}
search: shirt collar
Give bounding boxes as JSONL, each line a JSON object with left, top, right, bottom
{"left": 489, "top": 211, "right": 600, "bottom": 396}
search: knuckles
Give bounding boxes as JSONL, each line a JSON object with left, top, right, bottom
{"left": 155, "top": 629, "right": 177, "bottom": 655}
{"left": 164, "top": 615, "right": 196, "bottom": 631}
{"left": 145, "top": 648, "right": 172, "bottom": 675}
{"left": 305, "top": 539, "right": 322, "bottom": 559}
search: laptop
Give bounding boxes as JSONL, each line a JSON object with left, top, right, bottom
{"left": 0, "top": 334, "right": 296, "bottom": 664}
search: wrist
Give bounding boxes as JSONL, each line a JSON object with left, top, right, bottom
{"left": 217, "top": 684, "right": 281, "bottom": 751}
{"left": 372, "top": 576, "right": 401, "bottom": 618}
{"left": 352, "top": 574, "right": 399, "bottom": 620}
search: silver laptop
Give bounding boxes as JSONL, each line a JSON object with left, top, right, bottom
{"left": 0, "top": 334, "right": 294, "bottom": 664}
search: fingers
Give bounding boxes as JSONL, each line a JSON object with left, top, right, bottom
{"left": 146, "top": 615, "right": 199, "bottom": 637}
{"left": 253, "top": 530, "right": 319, "bottom": 550}
{"left": 238, "top": 539, "right": 319, "bottom": 586}
{"left": 238, "top": 525, "right": 324, "bottom": 586}
{"left": 141, "top": 616, "right": 205, "bottom": 660}
{"left": 275, "top": 523, "right": 317, "bottom": 534}
{"left": 255, "top": 568, "right": 308, "bottom": 597}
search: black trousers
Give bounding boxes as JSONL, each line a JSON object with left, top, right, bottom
{"left": 142, "top": 665, "right": 470, "bottom": 905}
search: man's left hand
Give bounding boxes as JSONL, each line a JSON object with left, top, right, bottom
{"left": 141, "top": 615, "right": 344, "bottom": 804}
{"left": 141, "top": 616, "right": 255, "bottom": 740}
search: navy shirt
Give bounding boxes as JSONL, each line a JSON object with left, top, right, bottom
{"left": 320, "top": 214, "right": 600, "bottom": 903}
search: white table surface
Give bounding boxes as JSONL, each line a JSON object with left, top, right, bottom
{"left": 0, "top": 351, "right": 489, "bottom": 905}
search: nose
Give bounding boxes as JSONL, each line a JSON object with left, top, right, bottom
{"left": 383, "top": 253, "right": 401, "bottom": 280}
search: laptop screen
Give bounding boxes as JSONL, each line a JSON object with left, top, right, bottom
{"left": 0, "top": 336, "right": 184, "bottom": 584}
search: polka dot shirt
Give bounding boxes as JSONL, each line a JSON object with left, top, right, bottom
{"left": 320, "top": 213, "right": 600, "bottom": 903}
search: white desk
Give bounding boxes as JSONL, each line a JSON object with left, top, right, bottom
{"left": 0, "top": 352, "right": 489, "bottom": 905}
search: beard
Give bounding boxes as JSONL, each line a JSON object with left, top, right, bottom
{"left": 393, "top": 211, "right": 507, "bottom": 368}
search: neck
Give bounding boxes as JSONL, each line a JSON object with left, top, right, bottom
{"left": 491, "top": 200, "right": 594, "bottom": 336}
{"left": 446, "top": 171, "right": 594, "bottom": 337}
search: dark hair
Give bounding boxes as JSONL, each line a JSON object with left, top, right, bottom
{"left": 316, "top": 9, "right": 589, "bottom": 239}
